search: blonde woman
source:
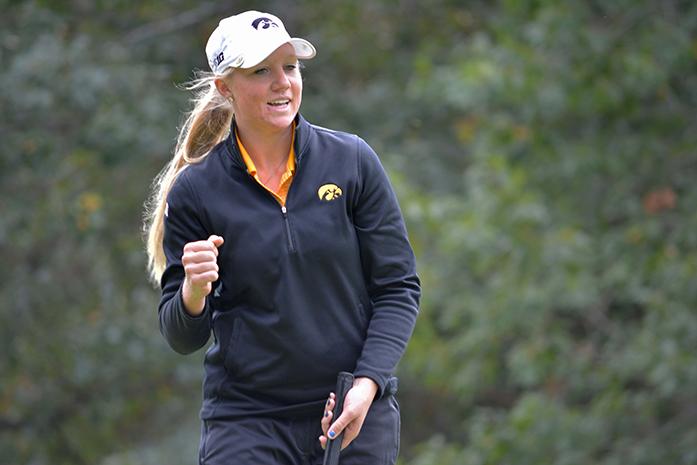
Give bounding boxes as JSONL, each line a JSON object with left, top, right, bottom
{"left": 144, "top": 10, "right": 420, "bottom": 465}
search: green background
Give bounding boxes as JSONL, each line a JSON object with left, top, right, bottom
{"left": 1, "top": 0, "right": 696, "bottom": 464}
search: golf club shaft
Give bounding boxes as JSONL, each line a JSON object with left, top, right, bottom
{"left": 322, "top": 371, "right": 354, "bottom": 465}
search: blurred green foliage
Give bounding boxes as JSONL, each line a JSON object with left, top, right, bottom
{"left": 1, "top": 1, "right": 696, "bottom": 464}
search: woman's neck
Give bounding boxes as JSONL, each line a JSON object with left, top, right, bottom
{"left": 236, "top": 124, "right": 293, "bottom": 171}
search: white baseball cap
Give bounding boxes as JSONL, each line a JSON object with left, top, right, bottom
{"left": 205, "top": 10, "right": 316, "bottom": 74}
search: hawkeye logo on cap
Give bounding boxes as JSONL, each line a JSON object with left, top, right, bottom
{"left": 318, "top": 184, "right": 343, "bottom": 202}
{"left": 252, "top": 17, "right": 279, "bottom": 30}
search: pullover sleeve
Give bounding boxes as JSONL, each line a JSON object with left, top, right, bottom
{"left": 352, "top": 138, "right": 421, "bottom": 396}
{"left": 157, "top": 171, "right": 212, "bottom": 354}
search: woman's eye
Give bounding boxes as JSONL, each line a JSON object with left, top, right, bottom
{"left": 285, "top": 64, "right": 298, "bottom": 71}
{"left": 253, "top": 68, "right": 269, "bottom": 75}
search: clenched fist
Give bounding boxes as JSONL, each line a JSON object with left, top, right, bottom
{"left": 181, "top": 235, "right": 224, "bottom": 316}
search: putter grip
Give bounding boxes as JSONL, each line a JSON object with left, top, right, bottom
{"left": 322, "top": 371, "right": 354, "bottom": 465}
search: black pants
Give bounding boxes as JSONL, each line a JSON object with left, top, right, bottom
{"left": 198, "top": 394, "right": 400, "bottom": 465}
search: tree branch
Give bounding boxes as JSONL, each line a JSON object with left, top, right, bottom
{"left": 0, "top": 417, "right": 25, "bottom": 430}
{"left": 124, "top": 2, "right": 232, "bottom": 45}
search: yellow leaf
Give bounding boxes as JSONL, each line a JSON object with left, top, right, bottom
{"left": 454, "top": 117, "right": 478, "bottom": 142}
{"left": 79, "top": 192, "right": 102, "bottom": 214}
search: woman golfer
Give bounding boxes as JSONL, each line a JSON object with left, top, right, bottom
{"left": 144, "top": 10, "right": 420, "bottom": 465}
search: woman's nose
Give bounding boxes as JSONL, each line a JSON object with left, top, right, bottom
{"left": 271, "top": 67, "right": 290, "bottom": 90}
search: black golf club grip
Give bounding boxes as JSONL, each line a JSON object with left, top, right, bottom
{"left": 322, "top": 371, "right": 354, "bottom": 465}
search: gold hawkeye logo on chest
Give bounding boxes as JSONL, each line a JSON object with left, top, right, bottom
{"left": 317, "top": 183, "right": 343, "bottom": 201}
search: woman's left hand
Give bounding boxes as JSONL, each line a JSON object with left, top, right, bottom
{"left": 319, "top": 376, "right": 379, "bottom": 450}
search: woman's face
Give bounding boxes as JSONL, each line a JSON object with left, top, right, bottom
{"left": 223, "top": 43, "right": 302, "bottom": 135}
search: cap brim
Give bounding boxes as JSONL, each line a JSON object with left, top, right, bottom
{"left": 289, "top": 38, "right": 316, "bottom": 60}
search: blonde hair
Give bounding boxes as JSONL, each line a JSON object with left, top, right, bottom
{"left": 144, "top": 70, "right": 234, "bottom": 285}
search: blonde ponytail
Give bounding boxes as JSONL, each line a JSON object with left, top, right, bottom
{"left": 144, "top": 70, "right": 234, "bottom": 285}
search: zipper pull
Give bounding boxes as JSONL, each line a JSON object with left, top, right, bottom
{"left": 280, "top": 205, "right": 296, "bottom": 252}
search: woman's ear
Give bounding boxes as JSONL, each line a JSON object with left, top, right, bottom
{"left": 214, "top": 78, "right": 234, "bottom": 100}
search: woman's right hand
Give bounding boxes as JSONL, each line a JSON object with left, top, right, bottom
{"left": 181, "top": 235, "right": 224, "bottom": 316}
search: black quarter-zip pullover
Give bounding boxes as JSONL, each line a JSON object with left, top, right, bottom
{"left": 158, "top": 115, "right": 420, "bottom": 419}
